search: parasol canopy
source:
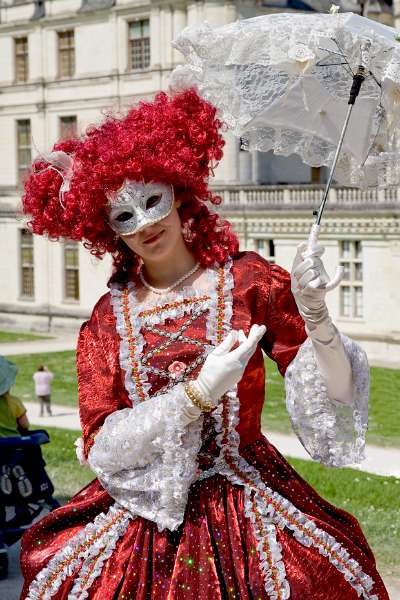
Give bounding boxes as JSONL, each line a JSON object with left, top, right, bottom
{"left": 171, "top": 12, "right": 400, "bottom": 189}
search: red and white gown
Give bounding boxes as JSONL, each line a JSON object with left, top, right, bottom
{"left": 20, "top": 252, "right": 389, "bottom": 600}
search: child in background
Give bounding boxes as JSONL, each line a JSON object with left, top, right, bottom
{"left": 0, "top": 356, "right": 30, "bottom": 579}
{"left": 0, "top": 357, "right": 29, "bottom": 437}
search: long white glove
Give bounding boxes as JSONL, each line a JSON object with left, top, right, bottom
{"left": 291, "top": 242, "right": 353, "bottom": 404}
{"left": 190, "top": 324, "right": 266, "bottom": 406}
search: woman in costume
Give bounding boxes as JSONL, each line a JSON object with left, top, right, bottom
{"left": 20, "top": 90, "right": 388, "bottom": 600}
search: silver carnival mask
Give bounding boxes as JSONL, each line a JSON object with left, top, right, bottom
{"left": 107, "top": 181, "right": 174, "bottom": 236}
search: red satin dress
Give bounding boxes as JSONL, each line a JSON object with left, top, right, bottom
{"left": 20, "top": 252, "right": 388, "bottom": 600}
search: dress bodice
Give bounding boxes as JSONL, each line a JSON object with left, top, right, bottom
{"left": 77, "top": 252, "right": 307, "bottom": 458}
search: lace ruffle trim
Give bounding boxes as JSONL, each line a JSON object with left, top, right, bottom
{"left": 157, "top": 400, "right": 204, "bottom": 531}
{"left": 110, "top": 284, "right": 151, "bottom": 405}
{"left": 285, "top": 335, "right": 369, "bottom": 467}
{"left": 87, "top": 384, "right": 203, "bottom": 533}
{"left": 26, "top": 503, "right": 132, "bottom": 600}
{"left": 74, "top": 437, "right": 86, "bottom": 466}
{"left": 244, "top": 487, "right": 290, "bottom": 600}
{"left": 206, "top": 259, "right": 234, "bottom": 345}
{"left": 137, "top": 292, "right": 211, "bottom": 326}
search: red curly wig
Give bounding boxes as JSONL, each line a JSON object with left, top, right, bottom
{"left": 22, "top": 89, "right": 239, "bottom": 280}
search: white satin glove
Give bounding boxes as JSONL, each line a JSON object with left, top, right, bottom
{"left": 291, "top": 242, "right": 334, "bottom": 342}
{"left": 192, "top": 324, "right": 266, "bottom": 405}
{"left": 291, "top": 242, "right": 353, "bottom": 404}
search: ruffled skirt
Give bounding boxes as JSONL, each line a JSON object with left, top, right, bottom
{"left": 20, "top": 437, "right": 389, "bottom": 600}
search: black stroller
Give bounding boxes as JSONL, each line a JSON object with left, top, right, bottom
{"left": 0, "top": 429, "right": 60, "bottom": 579}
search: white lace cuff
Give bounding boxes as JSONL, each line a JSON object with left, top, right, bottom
{"left": 285, "top": 335, "right": 369, "bottom": 467}
{"left": 87, "top": 384, "right": 204, "bottom": 531}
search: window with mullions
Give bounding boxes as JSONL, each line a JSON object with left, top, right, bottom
{"left": 20, "top": 229, "right": 34, "bottom": 298}
{"left": 58, "top": 30, "right": 75, "bottom": 78}
{"left": 15, "top": 37, "right": 29, "bottom": 83}
{"left": 128, "top": 20, "right": 150, "bottom": 70}
{"left": 17, "top": 119, "right": 31, "bottom": 187}
{"left": 64, "top": 241, "right": 80, "bottom": 301}
{"left": 339, "top": 240, "right": 363, "bottom": 318}
{"left": 254, "top": 239, "right": 275, "bottom": 263}
{"left": 59, "top": 115, "right": 77, "bottom": 140}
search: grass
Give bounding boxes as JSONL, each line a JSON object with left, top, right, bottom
{"left": 7, "top": 351, "right": 78, "bottom": 407}
{"left": 368, "top": 366, "right": 400, "bottom": 446}
{"left": 262, "top": 357, "right": 400, "bottom": 448}
{"left": 0, "top": 330, "right": 52, "bottom": 343}
{"left": 39, "top": 426, "right": 93, "bottom": 503}
{"left": 38, "top": 426, "right": 399, "bottom": 578}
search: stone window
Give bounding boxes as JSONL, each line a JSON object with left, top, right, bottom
{"left": 59, "top": 115, "right": 77, "bottom": 140}
{"left": 20, "top": 229, "right": 34, "bottom": 299}
{"left": 128, "top": 19, "right": 150, "bottom": 70}
{"left": 254, "top": 239, "right": 275, "bottom": 263}
{"left": 15, "top": 36, "right": 29, "bottom": 83}
{"left": 58, "top": 30, "right": 75, "bottom": 78}
{"left": 339, "top": 240, "right": 363, "bottom": 318}
{"left": 16, "top": 119, "right": 31, "bottom": 187}
{"left": 64, "top": 241, "right": 80, "bottom": 301}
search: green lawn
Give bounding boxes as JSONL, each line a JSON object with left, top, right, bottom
{"left": 39, "top": 426, "right": 400, "bottom": 578}
{"left": 7, "top": 351, "right": 78, "bottom": 407}
{"left": 40, "top": 426, "right": 93, "bottom": 503}
{"left": 0, "top": 330, "right": 52, "bottom": 343}
{"left": 262, "top": 357, "right": 400, "bottom": 448}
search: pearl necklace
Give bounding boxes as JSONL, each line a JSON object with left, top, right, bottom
{"left": 139, "top": 262, "right": 200, "bottom": 295}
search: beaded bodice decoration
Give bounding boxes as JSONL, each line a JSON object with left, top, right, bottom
{"left": 109, "top": 263, "right": 232, "bottom": 472}
{"left": 110, "top": 264, "right": 231, "bottom": 408}
{"left": 138, "top": 302, "right": 222, "bottom": 469}
{"left": 139, "top": 300, "right": 211, "bottom": 396}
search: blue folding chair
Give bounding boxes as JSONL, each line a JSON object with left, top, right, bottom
{"left": 0, "top": 430, "right": 60, "bottom": 579}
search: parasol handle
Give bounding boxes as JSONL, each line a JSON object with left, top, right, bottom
{"left": 307, "top": 222, "right": 321, "bottom": 253}
{"left": 306, "top": 51, "right": 369, "bottom": 291}
{"left": 306, "top": 223, "right": 344, "bottom": 292}
{"left": 314, "top": 63, "right": 368, "bottom": 227}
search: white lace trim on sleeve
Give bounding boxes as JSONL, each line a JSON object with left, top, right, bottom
{"left": 87, "top": 383, "right": 203, "bottom": 532}
{"left": 285, "top": 335, "right": 369, "bottom": 467}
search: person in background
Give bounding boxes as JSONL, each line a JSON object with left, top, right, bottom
{"left": 1, "top": 357, "right": 60, "bottom": 581}
{"left": 33, "top": 365, "right": 53, "bottom": 417}
{"left": 0, "top": 357, "right": 29, "bottom": 437}
{"left": 0, "top": 356, "right": 30, "bottom": 579}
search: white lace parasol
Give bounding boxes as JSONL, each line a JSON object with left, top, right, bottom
{"left": 171, "top": 12, "right": 400, "bottom": 189}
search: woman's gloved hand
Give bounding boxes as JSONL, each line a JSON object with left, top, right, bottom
{"left": 193, "top": 324, "right": 266, "bottom": 405}
{"left": 291, "top": 241, "right": 353, "bottom": 404}
{"left": 291, "top": 242, "right": 333, "bottom": 341}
